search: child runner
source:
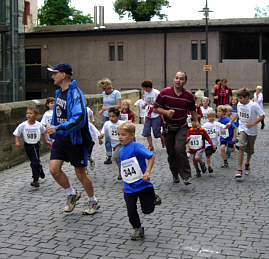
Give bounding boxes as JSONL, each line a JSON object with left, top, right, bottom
{"left": 203, "top": 110, "right": 226, "bottom": 173}
{"left": 141, "top": 80, "right": 165, "bottom": 151}
{"left": 253, "top": 85, "right": 265, "bottom": 130}
{"left": 99, "top": 108, "right": 123, "bottom": 180}
{"left": 121, "top": 99, "right": 135, "bottom": 122}
{"left": 118, "top": 121, "right": 159, "bottom": 241}
{"left": 225, "top": 105, "right": 237, "bottom": 157}
{"left": 87, "top": 106, "right": 100, "bottom": 171}
{"left": 186, "top": 115, "right": 214, "bottom": 177}
{"left": 231, "top": 96, "right": 239, "bottom": 128}
{"left": 217, "top": 105, "right": 237, "bottom": 168}
{"left": 13, "top": 107, "right": 49, "bottom": 187}
{"left": 41, "top": 97, "right": 54, "bottom": 147}
{"left": 200, "top": 96, "right": 213, "bottom": 125}
{"left": 134, "top": 93, "right": 147, "bottom": 124}
{"left": 228, "top": 88, "right": 265, "bottom": 178}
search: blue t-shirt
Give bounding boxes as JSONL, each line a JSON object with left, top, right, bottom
{"left": 231, "top": 105, "right": 239, "bottom": 127}
{"left": 102, "top": 90, "right": 121, "bottom": 117}
{"left": 218, "top": 116, "right": 235, "bottom": 144}
{"left": 119, "top": 141, "right": 154, "bottom": 193}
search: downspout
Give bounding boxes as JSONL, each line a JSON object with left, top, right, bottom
{"left": 164, "top": 32, "right": 167, "bottom": 88}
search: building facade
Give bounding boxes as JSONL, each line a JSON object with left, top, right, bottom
{"left": 0, "top": 0, "right": 25, "bottom": 103}
{"left": 25, "top": 18, "right": 269, "bottom": 101}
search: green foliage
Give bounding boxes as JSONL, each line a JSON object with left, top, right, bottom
{"left": 113, "top": 0, "right": 170, "bottom": 21}
{"left": 254, "top": 5, "right": 269, "bottom": 17}
{"left": 38, "top": 0, "right": 93, "bottom": 26}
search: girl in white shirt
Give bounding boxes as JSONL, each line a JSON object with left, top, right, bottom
{"left": 253, "top": 85, "right": 265, "bottom": 129}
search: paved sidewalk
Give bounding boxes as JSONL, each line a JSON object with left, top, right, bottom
{"left": 0, "top": 106, "right": 269, "bottom": 258}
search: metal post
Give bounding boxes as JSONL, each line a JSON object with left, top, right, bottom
{"left": 205, "top": 0, "right": 209, "bottom": 97}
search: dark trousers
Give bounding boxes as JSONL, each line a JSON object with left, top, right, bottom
{"left": 124, "top": 187, "right": 155, "bottom": 229}
{"left": 163, "top": 124, "right": 192, "bottom": 180}
{"left": 24, "top": 142, "right": 43, "bottom": 182}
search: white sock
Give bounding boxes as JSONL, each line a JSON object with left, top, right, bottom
{"left": 88, "top": 196, "right": 97, "bottom": 202}
{"left": 66, "top": 186, "right": 76, "bottom": 196}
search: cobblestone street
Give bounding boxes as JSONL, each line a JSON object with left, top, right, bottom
{"left": 0, "top": 106, "right": 269, "bottom": 258}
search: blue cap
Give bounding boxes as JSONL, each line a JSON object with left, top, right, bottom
{"left": 47, "top": 62, "right": 73, "bottom": 76}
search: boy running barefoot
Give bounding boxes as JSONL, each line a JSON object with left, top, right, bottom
{"left": 186, "top": 116, "right": 215, "bottom": 177}
{"left": 228, "top": 88, "right": 265, "bottom": 178}
{"left": 118, "top": 121, "right": 160, "bottom": 241}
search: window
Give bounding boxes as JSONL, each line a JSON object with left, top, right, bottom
{"left": 25, "top": 48, "right": 41, "bottom": 81}
{"left": 201, "top": 40, "right": 206, "bottom": 60}
{"left": 117, "top": 43, "right": 124, "bottom": 61}
{"left": 191, "top": 40, "right": 198, "bottom": 60}
{"left": 109, "top": 43, "right": 115, "bottom": 61}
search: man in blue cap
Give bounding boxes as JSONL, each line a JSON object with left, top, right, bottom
{"left": 47, "top": 62, "right": 100, "bottom": 215}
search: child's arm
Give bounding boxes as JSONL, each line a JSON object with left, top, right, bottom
{"left": 90, "top": 114, "right": 95, "bottom": 124}
{"left": 247, "top": 115, "right": 265, "bottom": 128}
{"left": 143, "top": 154, "right": 155, "bottom": 181}
{"left": 232, "top": 126, "right": 237, "bottom": 142}
{"left": 15, "top": 136, "right": 20, "bottom": 147}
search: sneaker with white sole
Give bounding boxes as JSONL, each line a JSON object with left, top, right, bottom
{"left": 235, "top": 170, "right": 242, "bottom": 178}
{"left": 245, "top": 163, "right": 250, "bottom": 175}
{"left": 64, "top": 191, "right": 81, "bottom": 213}
{"left": 131, "top": 227, "right": 144, "bottom": 241}
{"left": 82, "top": 201, "right": 100, "bottom": 215}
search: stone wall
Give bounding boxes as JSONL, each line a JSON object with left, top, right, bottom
{"left": 0, "top": 90, "right": 140, "bottom": 171}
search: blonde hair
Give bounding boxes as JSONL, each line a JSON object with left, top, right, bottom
{"left": 97, "top": 78, "right": 112, "bottom": 90}
{"left": 207, "top": 110, "right": 216, "bottom": 117}
{"left": 217, "top": 105, "right": 227, "bottom": 113}
{"left": 117, "top": 121, "right": 135, "bottom": 134}
{"left": 256, "top": 85, "right": 263, "bottom": 90}
{"left": 122, "top": 99, "right": 131, "bottom": 107}
{"left": 226, "top": 105, "right": 233, "bottom": 112}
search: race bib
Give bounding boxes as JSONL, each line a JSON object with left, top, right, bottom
{"left": 220, "top": 128, "right": 229, "bottom": 138}
{"left": 187, "top": 115, "right": 192, "bottom": 127}
{"left": 109, "top": 125, "right": 118, "bottom": 140}
{"left": 24, "top": 128, "right": 40, "bottom": 144}
{"left": 206, "top": 126, "right": 217, "bottom": 139}
{"left": 120, "top": 113, "right": 128, "bottom": 121}
{"left": 121, "top": 157, "right": 143, "bottom": 184}
{"left": 189, "top": 135, "right": 203, "bottom": 150}
{"left": 239, "top": 107, "right": 250, "bottom": 123}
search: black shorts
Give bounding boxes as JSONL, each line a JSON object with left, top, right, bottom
{"left": 220, "top": 141, "right": 234, "bottom": 149}
{"left": 50, "top": 136, "right": 88, "bottom": 168}
{"left": 205, "top": 146, "right": 217, "bottom": 156}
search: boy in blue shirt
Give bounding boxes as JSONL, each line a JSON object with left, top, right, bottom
{"left": 118, "top": 121, "right": 160, "bottom": 241}
{"left": 217, "top": 105, "right": 237, "bottom": 168}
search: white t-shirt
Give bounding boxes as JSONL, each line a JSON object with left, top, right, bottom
{"left": 13, "top": 121, "right": 46, "bottom": 144}
{"left": 101, "top": 120, "right": 123, "bottom": 148}
{"left": 88, "top": 122, "right": 100, "bottom": 141}
{"left": 200, "top": 106, "right": 213, "bottom": 125}
{"left": 203, "top": 121, "right": 226, "bottom": 147}
{"left": 237, "top": 101, "right": 264, "bottom": 136}
{"left": 253, "top": 92, "right": 264, "bottom": 111}
{"left": 134, "top": 99, "right": 147, "bottom": 118}
{"left": 41, "top": 110, "right": 53, "bottom": 126}
{"left": 87, "top": 107, "right": 93, "bottom": 122}
{"left": 144, "top": 89, "right": 160, "bottom": 118}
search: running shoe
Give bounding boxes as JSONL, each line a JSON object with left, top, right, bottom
{"left": 40, "top": 170, "right": 45, "bottom": 179}
{"left": 208, "top": 166, "right": 214, "bottom": 174}
{"left": 89, "top": 160, "right": 95, "bottom": 171}
{"left": 131, "top": 227, "right": 144, "bottom": 241}
{"left": 104, "top": 157, "right": 112, "bottom": 164}
{"left": 82, "top": 201, "right": 100, "bottom": 215}
{"left": 30, "top": 181, "right": 40, "bottom": 188}
{"left": 183, "top": 177, "right": 192, "bottom": 185}
{"left": 245, "top": 163, "right": 250, "bottom": 175}
{"left": 235, "top": 170, "right": 242, "bottom": 178}
{"left": 200, "top": 162, "right": 207, "bottom": 174}
{"left": 154, "top": 194, "right": 162, "bottom": 205}
{"left": 221, "top": 161, "right": 229, "bottom": 168}
{"left": 64, "top": 191, "right": 81, "bottom": 213}
{"left": 196, "top": 168, "right": 201, "bottom": 178}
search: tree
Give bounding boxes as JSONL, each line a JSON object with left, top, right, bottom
{"left": 38, "top": 0, "right": 93, "bottom": 26}
{"left": 254, "top": 5, "right": 269, "bottom": 17}
{"left": 114, "top": 0, "right": 170, "bottom": 22}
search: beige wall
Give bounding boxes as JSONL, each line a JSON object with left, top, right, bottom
{"left": 0, "top": 90, "right": 140, "bottom": 171}
{"left": 25, "top": 30, "right": 263, "bottom": 96}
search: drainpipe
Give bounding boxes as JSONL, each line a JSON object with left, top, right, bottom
{"left": 164, "top": 32, "right": 167, "bottom": 88}
{"left": 11, "top": 0, "right": 17, "bottom": 101}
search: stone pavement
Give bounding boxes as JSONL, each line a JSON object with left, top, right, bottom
{"left": 1, "top": 106, "right": 269, "bottom": 259}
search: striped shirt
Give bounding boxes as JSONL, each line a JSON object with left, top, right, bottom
{"left": 214, "top": 86, "right": 232, "bottom": 105}
{"left": 154, "top": 86, "right": 195, "bottom": 125}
